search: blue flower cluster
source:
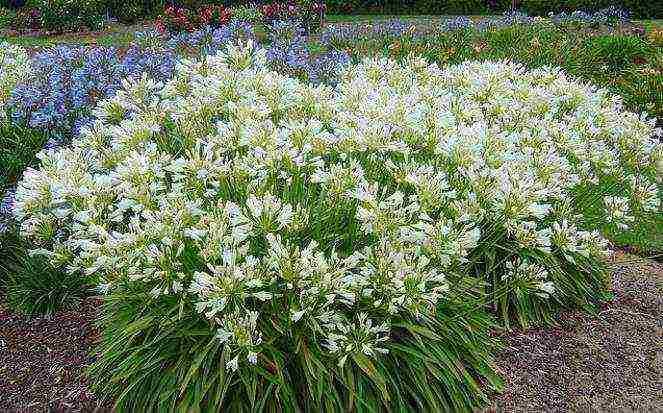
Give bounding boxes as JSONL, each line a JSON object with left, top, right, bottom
{"left": 10, "top": 45, "right": 172, "bottom": 137}
{"left": 320, "top": 7, "right": 633, "bottom": 44}
{"left": 6, "top": 19, "right": 350, "bottom": 143}
{"left": 166, "top": 21, "right": 256, "bottom": 55}
{"left": 549, "top": 6, "right": 631, "bottom": 26}
{"left": 8, "top": 22, "right": 257, "bottom": 140}
{"left": 266, "top": 20, "right": 350, "bottom": 85}
{"left": 320, "top": 19, "right": 413, "bottom": 46}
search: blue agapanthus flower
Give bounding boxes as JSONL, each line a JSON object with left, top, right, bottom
{"left": 7, "top": 22, "right": 257, "bottom": 141}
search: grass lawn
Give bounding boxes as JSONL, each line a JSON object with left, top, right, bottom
{"left": 0, "top": 22, "right": 150, "bottom": 49}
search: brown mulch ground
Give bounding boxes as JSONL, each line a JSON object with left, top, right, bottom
{"left": 492, "top": 252, "right": 663, "bottom": 412}
{"left": 0, "top": 299, "right": 103, "bottom": 412}
{"left": 0, "top": 253, "right": 661, "bottom": 412}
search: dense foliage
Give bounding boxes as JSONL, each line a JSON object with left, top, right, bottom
{"left": 0, "top": 0, "right": 105, "bottom": 32}
{"left": 324, "top": 0, "right": 662, "bottom": 19}
{"left": 0, "top": 123, "right": 49, "bottom": 192}
{"left": 12, "top": 40, "right": 661, "bottom": 409}
{"left": 0, "top": 227, "right": 93, "bottom": 314}
{"left": 0, "top": 0, "right": 327, "bottom": 32}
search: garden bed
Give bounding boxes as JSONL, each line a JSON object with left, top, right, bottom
{"left": 0, "top": 299, "right": 101, "bottom": 411}
{"left": 0, "top": 7, "right": 661, "bottom": 411}
{"left": 1, "top": 253, "right": 660, "bottom": 411}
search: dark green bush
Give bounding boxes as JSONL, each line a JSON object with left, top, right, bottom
{"left": 587, "top": 34, "right": 655, "bottom": 69}
{"left": 106, "top": 0, "right": 165, "bottom": 23}
{"left": 443, "top": 0, "right": 487, "bottom": 14}
{"left": 0, "top": 7, "right": 16, "bottom": 29}
{"left": 0, "top": 0, "right": 27, "bottom": 9}
{"left": 10, "top": 5, "right": 40, "bottom": 30}
{"left": 519, "top": 0, "right": 663, "bottom": 18}
{"left": 321, "top": 0, "right": 663, "bottom": 18}
{"left": 621, "top": 0, "right": 663, "bottom": 19}
{"left": 38, "top": 0, "right": 105, "bottom": 32}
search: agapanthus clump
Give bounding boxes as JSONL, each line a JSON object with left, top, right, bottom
{"left": 0, "top": 42, "right": 31, "bottom": 119}
{"left": 166, "top": 21, "right": 256, "bottom": 56}
{"left": 14, "top": 42, "right": 661, "bottom": 409}
{"left": 8, "top": 44, "right": 173, "bottom": 137}
{"left": 320, "top": 19, "right": 413, "bottom": 46}
{"left": 7, "top": 24, "right": 255, "bottom": 139}
{"left": 266, "top": 19, "right": 350, "bottom": 84}
{"left": 549, "top": 6, "right": 631, "bottom": 26}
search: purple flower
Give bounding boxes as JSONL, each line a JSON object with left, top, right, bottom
{"left": 0, "top": 189, "right": 14, "bottom": 215}
{"left": 443, "top": 16, "right": 473, "bottom": 31}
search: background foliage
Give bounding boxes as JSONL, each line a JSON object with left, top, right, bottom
{"left": 321, "top": 0, "right": 662, "bottom": 18}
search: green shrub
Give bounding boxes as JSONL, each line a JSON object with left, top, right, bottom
{"left": 38, "top": 0, "right": 104, "bottom": 32}
{"left": 518, "top": 0, "right": 663, "bottom": 18}
{"left": 587, "top": 34, "right": 656, "bottom": 69}
{"left": 10, "top": 6, "right": 41, "bottom": 31}
{"left": 0, "top": 7, "right": 16, "bottom": 29}
{"left": 321, "top": 0, "right": 663, "bottom": 18}
{"left": 230, "top": 4, "right": 263, "bottom": 24}
{"left": 518, "top": 0, "right": 563, "bottom": 15}
{"left": 443, "top": 0, "right": 487, "bottom": 14}
{"left": 106, "top": 0, "right": 164, "bottom": 23}
{"left": 621, "top": 0, "right": 663, "bottom": 19}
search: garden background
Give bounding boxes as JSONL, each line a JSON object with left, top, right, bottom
{"left": 0, "top": 0, "right": 662, "bottom": 411}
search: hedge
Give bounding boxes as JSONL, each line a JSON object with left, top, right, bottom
{"left": 323, "top": 0, "right": 661, "bottom": 19}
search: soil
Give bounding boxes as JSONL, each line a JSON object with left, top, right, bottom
{"left": 490, "top": 252, "right": 663, "bottom": 412}
{"left": 0, "top": 299, "right": 104, "bottom": 412}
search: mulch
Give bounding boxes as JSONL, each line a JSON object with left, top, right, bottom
{"left": 0, "top": 299, "right": 104, "bottom": 412}
{"left": 491, "top": 252, "right": 663, "bottom": 412}
{"left": 0, "top": 253, "right": 661, "bottom": 412}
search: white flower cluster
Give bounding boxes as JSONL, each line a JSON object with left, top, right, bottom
{"left": 0, "top": 42, "right": 30, "bottom": 119}
{"left": 13, "top": 41, "right": 662, "bottom": 371}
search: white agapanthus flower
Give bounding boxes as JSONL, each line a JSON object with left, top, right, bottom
{"left": 13, "top": 41, "right": 662, "bottom": 372}
{"left": 603, "top": 196, "right": 636, "bottom": 230}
